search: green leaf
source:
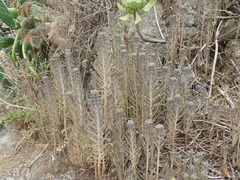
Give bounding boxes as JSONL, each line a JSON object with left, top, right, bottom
{"left": 12, "top": 34, "right": 22, "bottom": 62}
{"left": 0, "top": 37, "right": 15, "bottom": 50}
{"left": 117, "top": 3, "right": 126, "bottom": 11}
{"left": 127, "top": 2, "right": 146, "bottom": 11}
{"left": 141, "top": 0, "right": 155, "bottom": 12}
{"left": 121, "top": 0, "right": 127, "bottom": 6}
{"left": 134, "top": 12, "right": 142, "bottom": 24}
{"left": 119, "top": 13, "right": 130, "bottom": 21}
{"left": 32, "top": 4, "right": 43, "bottom": 21}
{"left": 7, "top": 8, "right": 19, "bottom": 19}
{"left": 16, "top": 0, "right": 28, "bottom": 5}
{"left": 0, "top": 0, "right": 16, "bottom": 29}
{"left": 22, "top": 17, "right": 38, "bottom": 29}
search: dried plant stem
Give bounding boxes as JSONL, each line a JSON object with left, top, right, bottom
{"left": 89, "top": 90, "right": 106, "bottom": 179}
{"left": 216, "top": 86, "right": 235, "bottom": 108}
{"left": 146, "top": 145, "right": 149, "bottom": 179}
{"left": 92, "top": 32, "right": 113, "bottom": 127}
{"left": 156, "top": 147, "right": 161, "bottom": 180}
{"left": 58, "top": 68, "right": 68, "bottom": 140}
{"left": 209, "top": 20, "right": 222, "bottom": 98}
{"left": 191, "top": 43, "right": 207, "bottom": 66}
{"left": 154, "top": 124, "right": 165, "bottom": 180}
{"left": 127, "top": 120, "right": 139, "bottom": 180}
{"left": 153, "top": 6, "right": 165, "bottom": 39}
{"left": 28, "top": 143, "right": 49, "bottom": 168}
{"left": 172, "top": 106, "right": 179, "bottom": 150}
{"left": 129, "top": 130, "right": 138, "bottom": 179}
{"left": 148, "top": 71, "right": 154, "bottom": 121}
{"left": 144, "top": 125, "right": 154, "bottom": 180}
{"left": 70, "top": 68, "right": 85, "bottom": 125}
{"left": 144, "top": 126, "right": 151, "bottom": 180}
{"left": 42, "top": 76, "right": 58, "bottom": 155}
{"left": 136, "top": 23, "right": 166, "bottom": 44}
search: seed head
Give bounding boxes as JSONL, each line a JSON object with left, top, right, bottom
{"left": 127, "top": 119, "right": 135, "bottom": 129}
{"left": 119, "top": 147, "right": 125, "bottom": 154}
{"left": 139, "top": 52, "right": 146, "bottom": 61}
{"left": 166, "top": 97, "right": 174, "bottom": 106}
{"left": 190, "top": 173, "right": 198, "bottom": 179}
{"left": 89, "top": 89, "right": 102, "bottom": 105}
{"left": 183, "top": 66, "right": 194, "bottom": 78}
{"left": 174, "top": 94, "right": 182, "bottom": 105}
{"left": 174, "top": 68, "right": 181, "bottom": 77}
{"left": 162, "top": 66, "right": 170, "bottom": 74}
{"left": 130, "top": 53, "right": 137, "bottom": 62}
{"left": 200, "top": 170, "right": 208, "bottom": 178}
{"left": 144, "top": 119, "right": 153, "bottom": 129}
{"left": 120, "top": 49, "right": 128, "bottom": 59}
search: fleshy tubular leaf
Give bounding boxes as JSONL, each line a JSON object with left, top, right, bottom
{"left": 22, "top": 43, "right": 32, "bottom": 60}
{"left": 0, "top": 0, "right": 16, "bottom": 29}
{"left": 119, "top": 13, "right": 131, "bottom": 21}
{"left": 141, "top": 0, "right": 156, "bottom": 12}
{"left": 12, "top": 34, "right": 22, "bottom": 62}
{"left": 0, "top": 37, "right": 15, "bottom": 50}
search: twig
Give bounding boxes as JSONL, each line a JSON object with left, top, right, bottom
{"left": 209, "top": 20, "right": 223, "bottom": 98}
{"left": 191, "top": 43, "right": 207, "bottom": 66}
{"left": 15, "top": 136, "right": 27, "bottom": 151}
{"left": 28, "top": 143, "right": 49, "bottom": 168}
{"left": 229, "top": 59, "right": 240, "bottom": 75}
{"left": 136, "top": 23, "right": 166, "bottom": 44}
{"left": 215, "top": 15, "right": 240, "bottom": 19}
{"left": 15, "top": 131, "right": 35, "bottom": 150}
{"left": 216, "top": 86, "right": 235, "bottom": 108}
{"left": 0, "top": 97, "right": 38, "bottom": 111}
{"left": 153, "top": 5, "right": 165, "bottom": 39}
{"left": 194, "top": 120, "right": 230, "bottom": 132}
{"left": 219, "top": 27, "right": 238, "bottom": 39}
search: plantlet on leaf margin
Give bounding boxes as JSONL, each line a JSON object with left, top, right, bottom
{"left": 117, "top": 0, "right": 156, "bottom": 24}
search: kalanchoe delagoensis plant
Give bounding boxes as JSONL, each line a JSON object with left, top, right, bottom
{"left": 117, "top": 0, "right": 156, "bottom": 24}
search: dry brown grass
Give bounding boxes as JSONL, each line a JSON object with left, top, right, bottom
{"left": 1, "top": 0, "right": 240, "bottom": 179}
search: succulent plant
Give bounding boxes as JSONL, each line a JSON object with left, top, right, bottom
{"left": 117, "top": 0, "right": 156, "bottom": 24}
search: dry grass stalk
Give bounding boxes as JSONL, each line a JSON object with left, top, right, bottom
{"left": 126, "top": 119, "right": 140, "bottom": 179}
{"left": 2, "top": 0, "right": 240, "bottom": 179}
{"left": 88, "top": 89, "right": 107, "bottom": 179}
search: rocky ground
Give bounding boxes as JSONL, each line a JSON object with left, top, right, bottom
{"left": 0, "top": 124, "right": 50, "bottom": 180}
{"left": 0, "top": 123, "right": 97, "bottom": 179}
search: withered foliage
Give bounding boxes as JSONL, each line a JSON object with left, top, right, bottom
{"left": 1, "top": 0, "right": 240, "bottom": 179}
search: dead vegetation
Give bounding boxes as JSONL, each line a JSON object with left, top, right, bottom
{"left": 1, "top": 0, "right": 240, "bottom": 179}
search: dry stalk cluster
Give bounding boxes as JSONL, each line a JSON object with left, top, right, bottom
{"left": 1, "top": 0, "right": 240, "bottom": 179}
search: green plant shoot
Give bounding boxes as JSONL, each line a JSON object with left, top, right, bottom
{"left": 117, "top": 0, "right": 156, "bottom": 24}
